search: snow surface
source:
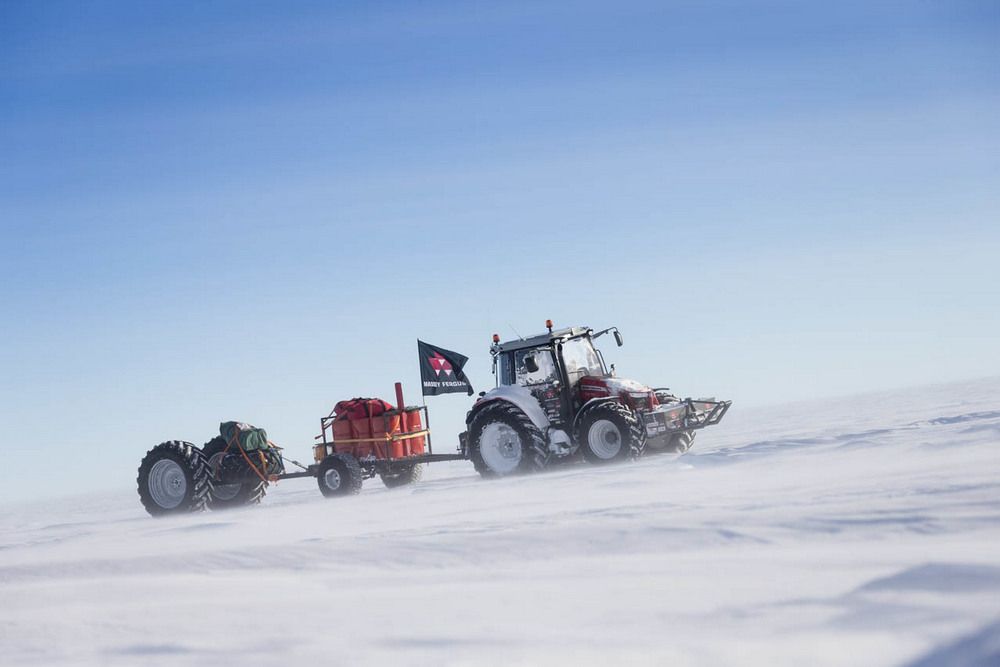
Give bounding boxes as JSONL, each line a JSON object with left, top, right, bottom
{"left": 2, "top": 377, "right": 999, "bottom": 666}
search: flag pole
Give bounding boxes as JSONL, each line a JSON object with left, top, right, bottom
{"left": 418, "top": 339, "right": 426, "bottom": 408}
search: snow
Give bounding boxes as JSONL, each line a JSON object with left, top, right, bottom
{"left": 2, "top": 377, "right": 999, "bottom": 666}
{"left": 598, "top": 376, "right": 652, "bottom": 394}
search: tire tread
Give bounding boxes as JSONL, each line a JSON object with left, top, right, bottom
{"left": 574, "top": 401, "right": 646, "bottom": 463}
{"left": 136, "top": 440, "right": 213, "bottom": 516}
{"left": 468, "top": 401, "right": 547, "bottom": 478}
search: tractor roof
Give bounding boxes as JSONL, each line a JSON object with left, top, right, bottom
{"left": 495, "top": 326, "right": 592, "bottom": 353}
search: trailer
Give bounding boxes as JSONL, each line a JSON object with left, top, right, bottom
{"left": 306, "top": 382, "right": 467, "bottom": 497}
{"left": 136, "top": 382, "right": 465, "bottom": 516}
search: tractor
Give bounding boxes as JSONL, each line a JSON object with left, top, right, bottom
{"left": 459, "top": 322, "right": 730, "bottom": 477}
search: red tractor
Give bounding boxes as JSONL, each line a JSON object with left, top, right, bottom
{"left": 459, "top": 322, "right": 730, "bottom": 476}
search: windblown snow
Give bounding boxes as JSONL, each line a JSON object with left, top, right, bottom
{"left": 2, "top": 378, "right": 999, "bottom": 666}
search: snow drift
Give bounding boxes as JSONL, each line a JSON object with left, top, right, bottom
{"left": 1, "top": 377, "right": 998, "bottom": 666}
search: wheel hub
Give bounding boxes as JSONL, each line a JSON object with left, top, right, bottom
{"left": 148, "top": 458, "right": 188, "bottom": 509}
{"left": 324, "top": 468, "right": 342, "bottom": 491}
{"left": 209, "top": 452, "right": 242, "bottom": 500}
{"left": 479, "top": 422, "right": 523, "bottom": 475}
{"left": 587, "top": 419, "right": 623, "bottom": 459}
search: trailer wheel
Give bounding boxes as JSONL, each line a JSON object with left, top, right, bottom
{"left": 575, "top": 402, "right": 645, "bottom": 464}
{"left": 380, "top": 464, "right": 423, "bottom": 489}
{"left": 317, "top": 453, "right": 364, "bottom": 497}
{"left": 136, "top": 441, "right": 213, "bottom": 516}
{"left": 202, "top": 437, "right": 268, "bottom": 508}
{"left": 468, "top": 401, "right": 547, "bottom": 478}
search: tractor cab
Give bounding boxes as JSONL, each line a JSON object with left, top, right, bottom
{"left": 490, "top": 323, "right": 625, "bottom": 426}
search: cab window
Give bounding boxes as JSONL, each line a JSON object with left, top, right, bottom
{"left": 515, "top": 349, "right": 558, "bottom": 385}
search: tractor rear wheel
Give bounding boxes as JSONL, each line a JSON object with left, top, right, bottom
{"left": 317, "top": 453, "right": 364, "bottom": 497}
{"left": 468, "top": 401, "right": 547, "bottom": 478}
{"left": 202, "top": 437, "right": 268, "bottom": 508}
{"left": 380, "top": 464, "right": 423, "bottom": 488}
{"left": 136, "top": 441, "right": 213, "bottom": 516}
{"left": 575, "top": 402, "right": 645, "bottom": 464}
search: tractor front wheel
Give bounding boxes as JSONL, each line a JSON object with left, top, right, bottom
{"left": 317, "top": 453, "right": 364, "bottom": 497}
{"left": 575, "top": 402, "right": 645, "bottom": 464}
{"left": 669, "top": 430, "right": 696, "bottom": 453}
{"left": 136, "top": 441, "right": 213, "bottom": 516}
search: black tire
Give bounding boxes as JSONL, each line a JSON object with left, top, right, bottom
{"left": 669, "top": 431, "right": 695, "bottom": 453}
{"left": 202, "top": 437, "right": 268, "bottom": 509}
{"left": 575, "top": 402, "right": 645, "bottom": 464}
{"left": 645, "top": 430, "right": 695, "bottom": 455}
{"left": 137, "top": 441, "right": 213, "bottom": 516}
{"left": 317, "top": 453, "right": 364, "bottom": 497}
{"left": 379, "top": 464, "right": 424, "bottom": 489}
{"left": 468, "top": 401, "right": 547, "bottom": 478}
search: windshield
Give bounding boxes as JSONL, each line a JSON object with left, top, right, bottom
{"left": 561, "top": 337, "right": 604, "bottom": 385}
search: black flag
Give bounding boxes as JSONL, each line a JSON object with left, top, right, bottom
{"left": 418, "top": 340, "right": 474, "bottom": 396}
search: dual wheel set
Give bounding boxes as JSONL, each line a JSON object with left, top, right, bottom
{"left": 136, "top": 440, "right": 423, "bottom": 516}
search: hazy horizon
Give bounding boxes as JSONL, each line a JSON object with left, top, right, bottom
{"left": 2, "top": 1, "right": 998, "bottom": 501}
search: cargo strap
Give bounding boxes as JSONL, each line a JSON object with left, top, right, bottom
{"left": 224, "top": 432, "right": 270, "bottom": 485}
{"left": 330, "top": 429, "right": 429, "bottom": 444}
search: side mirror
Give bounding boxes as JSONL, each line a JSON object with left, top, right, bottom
{"left": 523, "top": 354, "right": 539, "bottom": 373}
{"left": 614, "top": 330, "right": 623, "bottom": 347}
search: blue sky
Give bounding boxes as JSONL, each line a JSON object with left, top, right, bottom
{"left": 1, "top": 1, "right": 998, "bottom": 501}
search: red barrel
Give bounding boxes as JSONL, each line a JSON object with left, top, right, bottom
{"left": 404, "top": 408, "right": 426, "bottom": 455}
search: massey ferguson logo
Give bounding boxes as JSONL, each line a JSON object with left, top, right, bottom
{"left": 428, "top": 352, "right": 453, "bottom": 377}
{"left": 418, "top": 340, "right": 473, "bottom": 396}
